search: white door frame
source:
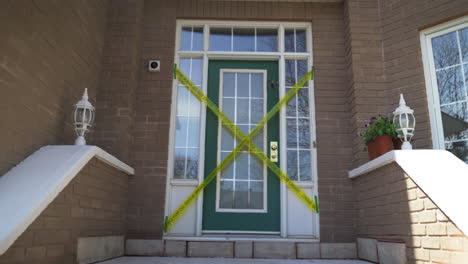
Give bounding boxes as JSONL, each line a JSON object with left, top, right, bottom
{"left": 164, "top": 19, "right": 319, "bottom": 239}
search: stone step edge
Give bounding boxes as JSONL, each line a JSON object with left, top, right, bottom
{"left": 125, "top": 239, "right": 357, "bottom": 259}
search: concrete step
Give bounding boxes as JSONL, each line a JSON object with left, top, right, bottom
{"left": 99, "top": 257, "right": 372, "bottom": 264}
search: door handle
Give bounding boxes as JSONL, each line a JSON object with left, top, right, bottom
{"left": 270, "top": 141, "right": 278, "bottom": 162}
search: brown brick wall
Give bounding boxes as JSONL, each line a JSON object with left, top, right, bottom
{"left": 0, "top": 1, "right": 109, "bottom": 176}
{"left": 94, "top": 0, "right": 144, "bottom": 164}
{"left": 344, "top": 0, "right": 387, "bottom": 167}
{"left": 353, "top": 163, "right": 468, "bottom": 264}
{"left": 344, "top": 0, "right": 468, "bottom": 167}
{"left": 0, "top": 158, "right": 129, "bottom": 264}
{"left": 120, "top": 0, "right": 354, "bottom": 242}
{"left": 379, "top": 0, "right": 468, "bottom": 150}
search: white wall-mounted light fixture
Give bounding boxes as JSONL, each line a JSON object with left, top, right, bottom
{"left": 73, "top": 88, "right": 95, "bottom": 145}
{"left": 393, "top": 94, "right": 416, "bottom": 150}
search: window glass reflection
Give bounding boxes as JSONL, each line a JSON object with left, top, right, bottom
{"left": 257, "top": 28, "right": 278, "bottom": 52}
{"left": 432, "top": 31, "right": 459, "bottom": 69}
{"left": 460, "top": 28, "right": 468, "bottom": 63}
{"left": 296, "top": 29, "right": 307, "bottom": 52}
{"left": 181, "top": 27, "right": 203, "bottom": 51}
{"left": 284, "top": 28, "right": 307, "bottom": 52}
{"left": 285, "top": 29, "right": 295, "bottom": 52}
{"left": 210, "top": 28, "right": 232, "bottom": 51}
{"left": 436, "top": 66, "right": 465, "bottom": 104}
{"left": 173, "top": 58, "right": 202, "bottom": 179}
{"left": 181, "top": 27, "right": 192, "bottom": 51}
{"left": 234, "top": 28, "right": 255, "bottom": 51}
{"left": 431, "top": 26, "right": 468, "bottom": 164}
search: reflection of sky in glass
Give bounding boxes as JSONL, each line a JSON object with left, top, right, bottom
{"left": 285, "top": 59, "right": 312, "bottom": 181}
{"left": 210, "top": 28, "right": 232, "bottom": 51}
{"left": 432, "top": 26, "right": 468, "bottom": 163}
{"left": 181, "top": 27, "right": 203, "bottom": 51}
{"left": 432, "top": 31, "right": 459, "bottom": 69}
{"left": 209, "top": 27, "right": 278, "bottom": 52}
{"left": 234, "top": 28, "right": 255, "bottom": 52}
{"left": 173, "top": 58, "right": 203, "bottom": 179}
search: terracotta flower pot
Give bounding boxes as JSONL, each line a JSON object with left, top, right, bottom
{"left": 367, "top": 135, "right": 394, "bottom": 160}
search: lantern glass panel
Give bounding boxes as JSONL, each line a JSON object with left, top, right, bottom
{"left": 75, "top": 108, "right": 84, "bottom": 123}
{"left": 408, "top": 114, "right": 415, "bottom": 129}
{"left": 84, "top": 108, "right": 92, "bottom": 124}
{"left": 401, "top": 113, "right": 408, "bottom": 129}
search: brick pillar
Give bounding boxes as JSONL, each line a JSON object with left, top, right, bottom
{"left": 344, "top": 0, "right": 387, "bottom": 167}
{"left": 94, "top": 0, "right": 144, "bottom": 164}
{"left": 126, "top": 0, "right": 176, "bottom": 238}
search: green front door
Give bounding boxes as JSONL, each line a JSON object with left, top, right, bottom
{"left": 202, "top": 60, "right": 280, "bottom": 232}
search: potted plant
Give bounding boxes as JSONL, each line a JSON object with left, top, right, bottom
{"left": 361, "top": 115, "right": 397, "bottom": 160}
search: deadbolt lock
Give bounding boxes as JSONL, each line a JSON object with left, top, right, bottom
{"left": 270, "top": 141, "right": 278, "bottom": 162}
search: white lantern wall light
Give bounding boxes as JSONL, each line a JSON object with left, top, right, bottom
{"left": 393, "top": 94, "right": 416, "bottom": 150}
{"left": 73, "top": 88, "right": 95, "bottom": 145}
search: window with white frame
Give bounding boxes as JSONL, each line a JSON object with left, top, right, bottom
{"left": 171, "top": 21, "right": 316, "bottom": 181}
{"left": 421, "top": 17, "right": 468, "bottom": 163}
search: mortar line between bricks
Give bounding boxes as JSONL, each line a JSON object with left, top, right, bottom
{"left": 295, "top": 242, "right": 298, "bottom": 259}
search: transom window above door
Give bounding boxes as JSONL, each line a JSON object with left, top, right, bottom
{"left": 180, "top": 24, "right": 308, "bottom": 53}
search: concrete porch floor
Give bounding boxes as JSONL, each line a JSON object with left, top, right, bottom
{"left": 98, "top": 257, "right": 371, "bottom": 264}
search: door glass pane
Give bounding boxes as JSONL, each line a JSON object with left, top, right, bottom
{"left": 223, "top": 73, "right": 235, "bottom": 97}
{"left": 257, "top": 28, "right": 278, "bottom": 52}
{"left": 210, "top": 28, "right": 232, "bottom": 51}
{"left": 431, "top": 26, "right": 468, "bottom": 163}
{"left": 219, "top": 181, "right": 234, "bottom": 208}
{"left": 218, "top": 71, "right": 266, "bottom": 210}
{"left": 250, "top": 182, "right": 264, "bottom": 209}
{"left": 234, "top": 28, "right": 255, "bottom": 52}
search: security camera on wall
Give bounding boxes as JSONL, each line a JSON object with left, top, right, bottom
{"left": 148, "top": 60, "right": 160, "bottom": 72}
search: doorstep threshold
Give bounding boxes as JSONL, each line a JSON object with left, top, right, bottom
{"left": 163, "top": 234, "right": 319, "bottom": 242}
{"left": 99, "top": 257, "right": 371, "bottom": 264}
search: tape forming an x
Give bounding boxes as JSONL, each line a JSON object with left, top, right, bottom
{"left": 164, "top": 66, "right": 317, "bottom": 232}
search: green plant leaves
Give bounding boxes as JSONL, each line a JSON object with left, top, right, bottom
{"left": 360, "top": 114, "right": 397, "bottom": 144}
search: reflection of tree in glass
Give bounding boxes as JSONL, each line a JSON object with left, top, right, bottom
{"left": 437, "top": 67, "right": 464, "bottom": 104}
{"left": 173, "top": 155, "right": 185, "bottom": 179}
{"left": 445, "top": 140, "right": 468, "bottom": 163}
{"left": 432, "top": 31, "right": 459, "bottom": 69}
{"left": 173, "top": 151, "right": 199, "bottom": 179}
{"left": 460, "top": 28, "right": 468, "bottom": 62}
{"left": 256, "top": 29, "right": 278, "bottom": 52}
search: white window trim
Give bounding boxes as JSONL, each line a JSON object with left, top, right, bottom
{"left": 215, "top": 69, "right": 268, "bottom": 214}
{"left": 165, "top": 19, "right": 319, "bottom": 239}
{"left": 420, "top": 16, "right": 468, "bottom": 150}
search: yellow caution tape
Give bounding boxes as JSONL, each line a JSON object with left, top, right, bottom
{"left": 165, "top": 66, "right": 317, "bottom": 232}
